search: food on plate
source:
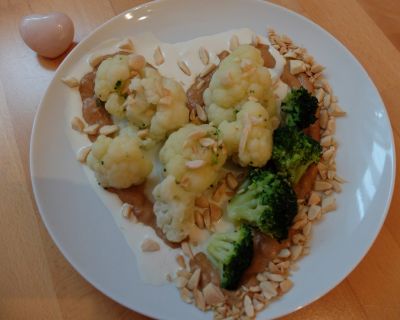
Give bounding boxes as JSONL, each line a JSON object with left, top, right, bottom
{"left": 86, "top": 129, "right": 153, "bottom": 188}
{"left": 65, "top": 27, "right": 345, "bottom": 319}
{"left": 207, "top": 225, "right": 253, "bottom": 290}
{"left": 227, "top": 169, "right": 297, "bottom": 241}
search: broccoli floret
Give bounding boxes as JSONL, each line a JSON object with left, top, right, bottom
{"left": 281, "top": 87, "right": 318, "bottom": 130}
{"left": 206, "top": 225, "right": 253, "bottom": 290}
{"left": 272, "top": 126, "right": 322, "bottom": 185}
{"left": 227, "top": 170, "right": 297, "bottom": 241}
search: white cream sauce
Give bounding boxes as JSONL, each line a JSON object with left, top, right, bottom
{"left": 65, "top": 28, "right": 288, "bottom": 285}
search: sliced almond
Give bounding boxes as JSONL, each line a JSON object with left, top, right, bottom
{"left": 289, "top": 60, "right": 306, "bottom": 75}
{"left": 308, "top": 205, "right": 321, "bottom": 221}
{"left": 314, "top": 180, "right": 332, "bottom": 191}
{"left": 180, "top": 287, "right": 192, "bottom": 303}
{"left": 229, "top": 34, "right": 240, "bottom": 51}
{"left": 292, "top": 218, "right": 308, "bottom": 230}
{"left": 203, "top": 283, "right": 225, "bottom": 306}
{"left": 175, "top": 276, "right": 188, "bottom": 289}
{"left": 120, "top": 203, "right": 133, "bottom": 219}
{"left": 311, "top": 64, "right": 324, "bottom": 73}
{"left": 193, "top": 289, "right": 206, "bottom": 311}
{"left": 320, "top": 109, "right": 328, "bottom": 129}
{"left": 159, "top": 95, "right": 172, "bottom": 105}
{"left": 195, "top": 79, "right": 205, "bottom": 90}
{"left": 195, "top": 104, "right": 207, "bottom": 122}
{"left": 292, "top": 233, "right": 306, "bottom": 245}
{"left": 251, "top": 33, "right": 260, "bottom": 46}
{"left": 330, "top": 103, "right": 347, "bottom": 117}
{"left": 177, "top": 60, "right": 191, "bottom": 76}
{"left": 83, "top": 123, "right": 100, "bottom": 135}
{"left": 278, "top": 248, "right": 291, "bottom": 258}
{"left": 244, "top": 295, "right": 254, "bottom": 317}
{"left": 89, "top": 54, "right": 108, "bottom": 68}
{"left": 225, "top": 172, "right": 238, "bottom": 190}
{"left": 176, "top": 254, "right": 186, "bottom": 269}
{"left": 117, "top": 38, "right": 134, "bottom": 52}
{"left": 185, "top": 159, "right": 205, "bottom": 169}
{"left": 203, "top": 209, "right": 211, "bottom": 230}
{"left": 209, "top": 203, "right": 223, "bottom": 222}
{"left": 187, "top": 268, "right": 201, "bottom": 290}
{"left": 71, "top": 116, "right": 85, "bottom": 132}
{"left": 76, "top": 145, "right": 91, "bottom": 163}
{"left": 266, "top": 273, "right": 285, "bottom": 282}
{"left": 61, "top": 76, "right": 79, "bottom": 88}
{"left": 153, "top": 46, "right": 164, "bottom": 66}
{"left": 322, "top": 195, "right": 336, "bottom": 213}
{"left": 279, "top": 279, "right": 293, "bottom": 293}
{"left": 200, "top": 63, "right": 217, "bottom": 78}
{"left": 290, "top": 245, "right": 303, "bottom": 261}
{"left": 198, "top": 46, "right": 209, "bottom": 65}
{"left": 141, "top": 239, "right": 160, "bottom": 252}
{"left": 99, "top": 124, "right": 119, "bottom": 136}
{"left": 320, "top": 135, "right": 334, "bottom": 147}
{"left": 199, "top": 138, "right": 215, "bottom": 148}
{"left": 181, "top": 241, "right": 194, "bottom": 259}
{"left": 128, "top": 53, "right": 145, "bottom": 71}
{"left": 212, "top": 183, "right": 226, "bottom": 202}
{"left": 194, "top": 210, "right": 205, "bottom": 229}
{"left": 195, "top": 196, "right": 209, "bottom": 208}
{"left": 260, "top": 281, "right": 277, "bottom": 299}
{"left": 308, "top": 191, "right": 321, "bottom": 206}
{"left": 303, "top": 221, "right": 312, "bottom": 237}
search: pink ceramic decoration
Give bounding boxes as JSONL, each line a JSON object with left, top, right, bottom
{"left": 19, "top": 12, "right": 74, "bottom": 58}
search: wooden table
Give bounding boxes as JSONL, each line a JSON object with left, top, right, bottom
{"left": 1, "top": 0, "right": 399, "bottom": 319}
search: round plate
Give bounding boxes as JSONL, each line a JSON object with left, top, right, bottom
{"left": 30, "top": 0, "right": 396, "bottom": 319}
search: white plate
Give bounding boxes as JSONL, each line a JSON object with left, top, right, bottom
{"left": 30, "top": 0, "right": 396, "bottom": 319}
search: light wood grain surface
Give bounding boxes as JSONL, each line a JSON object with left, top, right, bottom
{"left": 1, "top": 0, "right": 399, "bottom": 319}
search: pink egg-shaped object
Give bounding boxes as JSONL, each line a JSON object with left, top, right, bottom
{"left": 19, "top": 12, "right": 74, "bottom": 59}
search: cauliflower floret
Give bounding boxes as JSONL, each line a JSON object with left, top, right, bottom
{"left": 126, "top": 67, "right": 189, "bottom": 140}
{"left": 105, "top": 93, "right": 125, "bottom": 119}
{"left": 219, "top": 100, "right": 274, "bottom": 167}
{"left": 153, "top": 175, "right": 195, "bottom": 242}
{"left": 159, "top": 124, "right": 227, "bottom": 193}
{"left": 203, "top": 45, "right": 277, "bottom": 125}
{"left": 94, "top": 54, "right": 130, "bottom": 101}
{"left": 86, "top": 131, "right": 152, "bottom": 188}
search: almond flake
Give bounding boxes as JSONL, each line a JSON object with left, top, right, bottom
{"left": 303, "top": 221, "right": 312, "bottom": 237}
{"left": 244, "top": 295, "right": 254, "bottom": 317}
{"left": 99, "top": 124, "right": 119, "bottom": 136}
{"left": 117, "top": 38, "right": 134, "bottom": 52}
{"left": 83, "top": 123, "right": 100, "bottom": 135}
{"left": 200, "top": 63, "right": 217, "bottom": 78}
{"left": 289, "top": 60, "right": 306, "bottom": 75}
{"left": 71, "top": 116, "right": 85, "bottom": 132}
{"left": 279, "top": 279, "right": 293, "bottom": 293}
{"left": 128, "top": 53, "right": 145, "bottom": 70}
{"left": 187, "top": 268, "right": 201, "bottom": 290}
{"left": 159, "top": 95, "right": 172, "bottom": 105}
{"left": 290, "top": 245, "right": 303, "bottom": 260}
{"left": 175, "top": 276, "right": 188, "bottom": 289}
{"left": 137, "top": 129, "right": 149, "bottom": 139}
{"left": 180, "top": 287, "right": 192, "bottom": 303}
{"left": 195, "top": 196, "right": 209, "bottom": 208}
{"left": 176, "top": 255, "right": 186, "bottom": 269}
{"left": 199, "top": 138, "right": 215, "bottom": 148}
{"left": 260, "top": 281, "right": 277, "bottom": 298}
{"left": 89, "top": 54, "right": 108, "bottom": 68}
{"left": 225, "top": 172, "right": 238, "bottom": 190}
{"left": 153, "top": 46, "right": 164, "bottom": 66}
{"left": 311, "top": 64, "right": 324, "bottom": 73}
{"left": 194, "top": 210, "right": 205, "bottom": 229}
{"left": 308, "top": 191, "right": 321, "bottom": 206}
{"left": 185, "top": 159, "right": 205, "bottom": 169}
{"left": 198, "top": 46, "right": 209, "bottom": 65}
{"left": 251, "top": 33, "right": 260, "bottom": 46}
{"left": 278, "top": 248, "right": 291, "bottom": 258}
{"left": 229, "top": 35, "right": 240, "bottom": 51}
{"left": 210, "top": 203, "right": 223, "bottom": 222}
{"left": 266, "top": 273, "right": 285, "bottom": 282}
{"left": 76, "top": 145, "right": 91, "bottom": 163}
{"left": 308, "top": 205, "right": 321, "bottom": 221}
{"left": 181, "top": 241, "right": 194, "bottom": 258}
{"left": 193, "top": 289, "right": 206, "bottom": 311}
{"left": 120, "top": 203, "right": 133, "bottom": 219}
{"left": 203, "top": 283, "right": 225, "bottom": 306}
{"left": 141, "top": 239, "right": 160, "bottom": 252}
{"left": 322, "top": 195, "right": 336, "bottom": 213}
{"left": 314, "top": 180, "right": 332, "bottom": 191}
{"left": 320, "top": 109, "right": 328, "bottom": 128}
{"left": 61, "top": 76, "right": 79, "bottom": 88}
{"left": 203, "top": 208, "right": 211, "bottom": 230}
{"left": 195, "top": 104, "right": 207, "bottom": 122}
{"left": 177, "top": 60, "right": 191, "bottom": 76}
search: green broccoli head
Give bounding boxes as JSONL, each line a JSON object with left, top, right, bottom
{"left": 281, "top": 87, "right": 318, "bottom": 130}
{"left": 272, "top": 126, "right": 322, "bottom": 185}
{"left": 206, "top": 225, "right": 253, "bottom": 290}
{"left": 227, "top": 170, "right": 297, "bottom": 241}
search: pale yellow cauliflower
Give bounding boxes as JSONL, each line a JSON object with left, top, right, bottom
{"left": 94, "top": 54, "right": 130, "bottom": 101}
{"left": 203, "top": 45, "right": 277, "bottom": 125}
{"left": 159, "top": 124, "right": 227, "bottom": 193}
{"left": 153, "top": 175, "right": 195, "bottom": 242}
{"left": 127, "top": 66, "right": 189, "bottom": 139}
{"left": 219, "top": 100, "right": 274, "bottom": 167}
{"left": 105, "top": 93, "right": 125, "bottom": 119}
{"left": 86, "top": 131, "right": 152, "bottom": 189}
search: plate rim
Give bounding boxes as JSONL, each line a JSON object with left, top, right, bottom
{"left": 29, "top": 0, "right": 397, "bottom": 318}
